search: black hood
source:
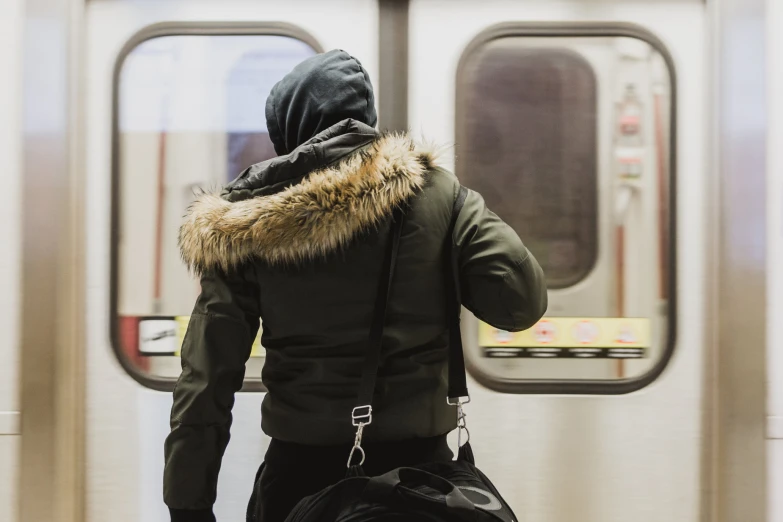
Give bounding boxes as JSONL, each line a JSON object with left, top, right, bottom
{"left": 223, "top": 119, "right": 379, "bottom": 201}
{"left": 265, "top": 49, "right": 377, "bottom": 156}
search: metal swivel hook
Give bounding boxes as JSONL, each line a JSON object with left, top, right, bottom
{"left": 347, "top": 423, "right": 367, "bottom": 467}
{"left": 456, "top": 402, "right": 470, "bottom": 447}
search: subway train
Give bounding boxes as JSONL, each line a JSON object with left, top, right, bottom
{"left": 0, "top": 0, "right": 780, "bottom": 522}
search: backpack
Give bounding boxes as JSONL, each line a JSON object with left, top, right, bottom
{"left": 284, "top": 186, "right": 518, "bottom": 522}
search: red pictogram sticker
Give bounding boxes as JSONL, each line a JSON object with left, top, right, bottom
{"left": 572, "top": 320, "right": 600, "bottom": 344}
{"left": 533, "top": 320, "right": 557, "bottom": 344}
{"left": 493, "top": 329, "right": 514, "bottom": 344}
{"left": 616, "top": 324, "right": 637, "bottom": 344}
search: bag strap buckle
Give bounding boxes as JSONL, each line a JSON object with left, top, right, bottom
{"left": 348, "top": 406, "right": 372, "bottom": 468}
{"left": 347, "top": 423, "right": 367, "bottom": 467}
{"left": 447, "top": 396, "right": 471, "bottom": 407}
{"left": 448, "top": 396, "right": 471, "bottom": 447}
{"left": 351, "top": 405, "right": 372, "bottom": 427}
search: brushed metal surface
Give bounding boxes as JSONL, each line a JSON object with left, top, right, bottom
{"left": 714, "top": 0, "right": 768, "bottom": 520}
{"left": 19, "top": 1, "right": 86, "bottom": 521}
{"left": 19, "top": 0, "right": 72, "bottom": 520}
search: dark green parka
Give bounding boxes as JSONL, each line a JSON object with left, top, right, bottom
{"left": 164, "top": 51, "right": 547, "bottom": 516}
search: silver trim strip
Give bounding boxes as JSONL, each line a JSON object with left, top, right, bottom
{"left": 0, "top": 412, "right": 20, "bottom": 436}
{"left": 714, "top": 0, "right": 768, "bottom": 518}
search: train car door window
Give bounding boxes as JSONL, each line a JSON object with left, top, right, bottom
{"left": 456, "top": 25, "right": 676, "bottom": 392}
{"left": 459, "top": 45, "right": 598, "bottom": 289}
{"left": 112, "top": 26, "right": 320, "bottom": 390}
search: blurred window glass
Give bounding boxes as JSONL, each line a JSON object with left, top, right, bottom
{"left": 459, "top": 44, "right": 598, "bottom": 289}
{"left": 456, "top": 33, "right": 674, "bottom": 386}
{"left": 114, "top": 32, "right": 318, "bottom": 388}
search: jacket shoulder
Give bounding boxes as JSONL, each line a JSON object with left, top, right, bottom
{"left": 402, "top": 165, "right": 461, "bottom": 235}
{"left": 418, "top": 165, "right": 461, "bottom": 209}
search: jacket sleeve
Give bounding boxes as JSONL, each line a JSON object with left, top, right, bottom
{"left": 454, "top": 188, "right": 548, "bottom": 332}
{"left": 163, "top": 266, "right": 260, "bottom": 518}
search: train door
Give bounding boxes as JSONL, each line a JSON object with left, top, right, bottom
{"left": 409, "top": 1, "right": 706, "bottom": 520}
{"left": 83, "top": 2, "right": 378, "bottom": 521}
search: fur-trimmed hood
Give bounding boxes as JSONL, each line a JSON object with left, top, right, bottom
{"left": 179, "top": 120, "right": 438, "bottom": 275}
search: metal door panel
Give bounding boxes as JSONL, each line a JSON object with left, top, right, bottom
{"left": 409, "top": 1, "right": 706, "bottom": 521}
{"left": 85, "top": 2, "right": 378, "bottom": 521}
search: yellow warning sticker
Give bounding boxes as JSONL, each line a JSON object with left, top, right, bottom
{"left": 479, "top": 318, "right": 650, "bottom": 359}
{"left": 174, "top": 316, "right": 265, "bottom": 357}
{"left": 175, "top": 316, "right": 190, "bottom": 355}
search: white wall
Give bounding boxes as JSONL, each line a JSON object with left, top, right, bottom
{"left": 0, "top": 0, "right": 24, "bottom": 521}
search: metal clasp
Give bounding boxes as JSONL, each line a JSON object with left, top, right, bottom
{"left": 447, "top": 396, "right": 471, "bottom": 407}
{"left": 347, "top": 423, "right": 367, "bottom": 467}
{"left": 347, "top": 405, "right": 372, "bottom": 468}
{"left": 448, "top": 396, "right": 471, "bottom": 447}
{"left": 352, "top": 405, "right": 372, "bottom": 427}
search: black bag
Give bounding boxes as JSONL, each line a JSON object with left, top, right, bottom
{"left": 284, "top": 187, "right": 518, "bottom": 522}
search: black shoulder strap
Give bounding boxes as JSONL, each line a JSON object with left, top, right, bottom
{"left": 352, "top": 186, "right": 469, "bottom": 425}
{"left": 445, "top": 186, "right": 469, "bottom": 402}
{"left": 354, "top": 207, "right": 405, "bottom": 422}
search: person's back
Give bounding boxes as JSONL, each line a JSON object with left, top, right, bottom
{"left": 164, "top": 50, "right": 547, "bottom": 522}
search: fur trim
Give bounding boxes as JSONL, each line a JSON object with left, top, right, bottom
{"left": 179, "top": 133, "right": 438, "bottom": 274}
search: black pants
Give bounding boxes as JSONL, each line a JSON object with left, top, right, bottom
{"left": 246, "top": 435, "right": 453, "bottom": 522}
